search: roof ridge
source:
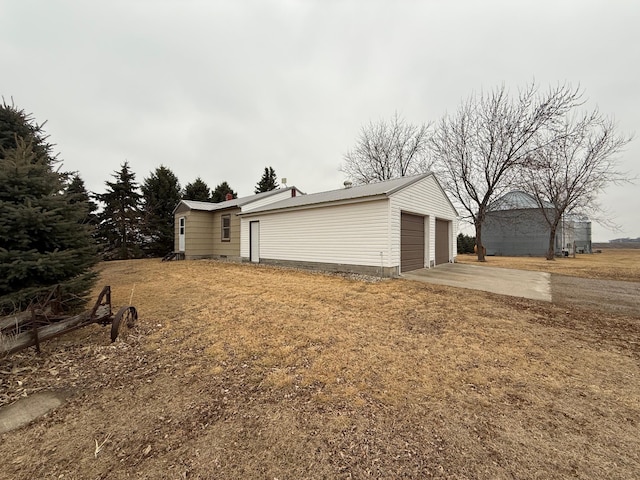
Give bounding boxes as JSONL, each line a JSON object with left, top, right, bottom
{"left": 240, "top": 173, "right": 435, "bottom": 215}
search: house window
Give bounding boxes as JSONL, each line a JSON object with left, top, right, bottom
{"left": 221, "top": 214, "right": 231, "bottom": 241}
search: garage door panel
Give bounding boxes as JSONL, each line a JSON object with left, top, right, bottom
{"left": 401, "top": 213, "right": 424, "bottom": 272}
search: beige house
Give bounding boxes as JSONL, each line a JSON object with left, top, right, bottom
{"left": 172, "top": 187, "right": 302, "bottom": 260}
{"left": 173, "top": 174, "right": 458, "bottom": 276}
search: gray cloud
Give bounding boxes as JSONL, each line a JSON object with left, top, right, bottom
{"left": 2, "top": 0, "right": 638, "bottom": 240}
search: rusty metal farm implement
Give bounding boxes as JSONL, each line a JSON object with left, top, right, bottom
{"left": 0, "top": 286, "right": 137, "bottom": 356}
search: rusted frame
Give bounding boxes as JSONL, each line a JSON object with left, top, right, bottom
{"left": 1, "top": 285, "right": 136, "bottom": 357}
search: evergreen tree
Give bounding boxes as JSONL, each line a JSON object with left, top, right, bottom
{"left": 456, "top": 233, "right": 476, "bottom": 254}
{"left": 0, "top": 103, "right": 97, "bottom": 314}
{"left": 254, "top": 166, "right": 279, "bottom": 193}
{"left": 65, "top": 173, "right": 98, "bottom": 225}
{"left": 183, "top": 177, "right": 211, "bottom": 202}
{"left": 95, "top": 162, "right": 143, "bottom": 260}
{"left": 141, "top": 165, "right": 181, "bottom": 256}
{"left": 0, "top": 99, "right": 52, "bottom": 161}
{"left": 211, "top": 181, "right": 237, "bottom": 203}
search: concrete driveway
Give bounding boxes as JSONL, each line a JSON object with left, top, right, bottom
{"left": 402, "top": 263, "right": 551, "bottom": 302}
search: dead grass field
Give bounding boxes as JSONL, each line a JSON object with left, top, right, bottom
{"left": 455, "top": 248, "right": 640, "bottom": 282}
{"left": 1, "top": 256, "right": 639, "bottom": 479}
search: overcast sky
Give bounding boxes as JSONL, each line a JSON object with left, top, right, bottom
{"left": 2, "top": 0, "right": 638, "bottom": 241}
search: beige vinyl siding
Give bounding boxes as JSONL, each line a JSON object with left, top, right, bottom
{"left": 389, "top": 175, "right": 458, "bottom": 268}
{"left": 242, "top": 189, "right": 296, "bottom": 212}
{"left": 181, "top": 210, "right": 214, "bottom": 258}
{"left": 211, "top": 209, "right": 241, "bottom": 257}
{"left": 241, "top": 200, "right": 391, "bottom": 267}
{"left": 174, "top": 216, "right": 180, "bottom": 252}
{"left": 174, "top": 203, "right": 191, "bottom": 252}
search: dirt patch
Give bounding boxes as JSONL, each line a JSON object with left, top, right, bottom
{"left": 0, "top": 259, "right": 639, "bottom": 479}
{"left": 553, "top": 274, "right": 640, "bottom": 316}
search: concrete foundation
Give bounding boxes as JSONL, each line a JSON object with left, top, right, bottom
{"left": 245, "top": 257, "right": 399, "bottom": 278}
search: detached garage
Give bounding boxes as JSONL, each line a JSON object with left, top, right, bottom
{"left": 239, "top": 173, "right": 458, "bottom": 277}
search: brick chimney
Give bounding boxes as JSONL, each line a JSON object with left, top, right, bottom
{"left": 225, "top": 193, "right": 233, "bottom": 201}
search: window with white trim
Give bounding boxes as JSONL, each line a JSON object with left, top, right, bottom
{"left": 221, "top": 214, "right": 231, "bottom": 241}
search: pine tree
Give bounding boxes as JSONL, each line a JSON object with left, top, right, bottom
{"left": 0, "top": 99, "right": 52, "bottom": 161}
{"left": 0, "top": 103, "right": 98, "bottom": 314}
{"left": 254, "top": 166, "right": 279, "bottom": 193}
{"left": 456, "top": 233, "right": 476, "bottom": 254}
{"left": 95, "top": 162, "right": 143, "bottom": 260}
{"left": 183, "top": 177, "right": 211, "bottom": 202}
{"left": 253, "top": 167, "right": 279, "bottom": 193}
{"left": 211, "top": 181, "right": 237, "bottom": 203}
{"left": 66, "top": 173, "right": 98, "bottom": 225}
{"left": 141, "top": 165, "right": 181, "bottom": 257}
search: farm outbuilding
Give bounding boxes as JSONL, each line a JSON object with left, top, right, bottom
{"left": 561, "top": 216, "right": 593, "bottom": 254}
{"left": 238, "top": 173, "right": 458, "bottom": 277}
{"left": 483, "top": 191, "right": 592, "bottom": 256}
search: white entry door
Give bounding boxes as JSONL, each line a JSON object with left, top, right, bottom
{"left": 250, "top": 221, "right": 260, "bottom": 263}
{"left": 178, "top": 217, "right": 186, "bottom": 252}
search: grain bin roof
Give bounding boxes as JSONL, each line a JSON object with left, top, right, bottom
{"left": 489, "top": 191, "right": 555, "bottom": 211}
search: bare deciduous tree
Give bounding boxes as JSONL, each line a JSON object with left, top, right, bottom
{"left": 342, "top": 113, "right": 432, "bottom": 184}
{"left": 431, "top": 82, "right": 582, "bottom": 261}
{"left": 522, "top": 110, "right": 633, "bottom": 260}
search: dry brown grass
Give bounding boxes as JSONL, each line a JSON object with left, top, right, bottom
{"left": 1, "top": 258, "right": 639, "bottom": 479}
{"left": 456, "top": 248, "right": 640, "bottom": 282}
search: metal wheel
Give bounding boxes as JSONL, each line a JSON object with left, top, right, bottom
{"left": 111, "top": 306, "right": 138, "bottom": 342}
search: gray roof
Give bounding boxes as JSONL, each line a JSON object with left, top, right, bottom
{"left": 173, "top": 187, "right": 300, "bottom": 214}
{"left": 241, "top": 173, "right": 434, "bottom": 215}
{"left": 489, "top": 191, "right": 554, "bottom": 211}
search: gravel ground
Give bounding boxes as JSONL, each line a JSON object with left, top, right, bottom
{"left": 552, "top": 274, "right": 640, "bottom": 316}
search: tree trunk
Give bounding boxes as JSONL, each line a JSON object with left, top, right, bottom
{"left": 546, "top": 222, "right": 559, "bottom": 261}
{"left": 475, "top": 222, "right": 486, "bottom": 262}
